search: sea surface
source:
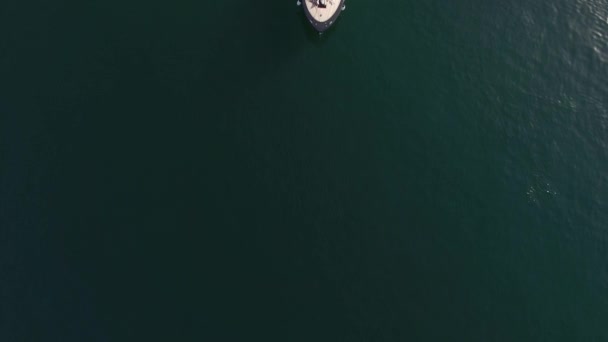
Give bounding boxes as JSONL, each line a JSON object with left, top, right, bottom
{"left": 2, "top": 0, "right": 608, "bottom": 340}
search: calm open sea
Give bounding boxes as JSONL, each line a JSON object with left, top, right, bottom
{"left": 2, "top": 0, "right": 608, "bottom": 340}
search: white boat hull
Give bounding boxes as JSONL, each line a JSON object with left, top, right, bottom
{"left": 302, "top": 0, "right": 345, "bottom": 32}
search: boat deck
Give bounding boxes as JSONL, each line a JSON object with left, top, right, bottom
{"left": 303, "top": 0, "right": 345, "bottom": 32}
{"left": 305, "top": 0, "right": 342, "bottom": 23}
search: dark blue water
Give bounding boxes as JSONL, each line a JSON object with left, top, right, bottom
{"left": 2, "top": 0, "right": 608, "bottom": 340}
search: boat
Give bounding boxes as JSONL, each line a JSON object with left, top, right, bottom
{"left": 298, "top": 0, "right": 346, "bottom": 32}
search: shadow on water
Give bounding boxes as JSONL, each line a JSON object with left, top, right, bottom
{"left": 26, "top": 1, "right": 358, "bottom": 340}
{"left": 200, "top": 1, "right": 308, "bottom": 93}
